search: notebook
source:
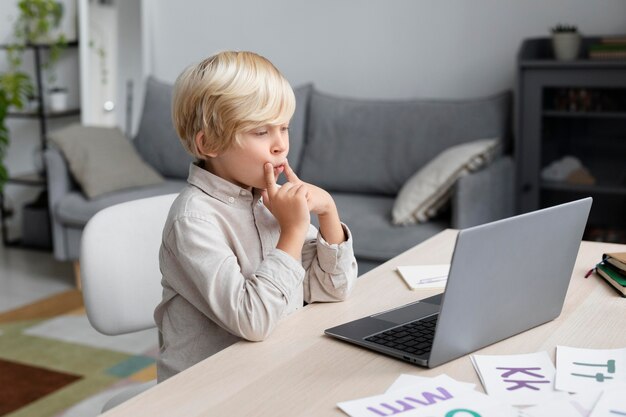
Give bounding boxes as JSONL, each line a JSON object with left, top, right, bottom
{"left": 325, "top": 198, "right": 592, "bottom": 368}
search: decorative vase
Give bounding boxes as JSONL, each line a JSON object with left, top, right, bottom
{"left": 552, "top": 33, "right": 581, "bottom": 61}
{"left": 48, "top": 88, "right": 69, "bottom": 112}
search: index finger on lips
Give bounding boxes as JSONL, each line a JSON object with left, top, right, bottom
{"left": 284, "top": 159, "right": 300, "bottom": 183}
{"left": 264, "top": 163, "right": 277, "bottom": 196}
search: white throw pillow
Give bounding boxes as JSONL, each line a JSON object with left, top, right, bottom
{"left": 50, "top": 123, "right": 164, "bottom": 199}
{"left": 392, "top": 138, "right": 500, "bottom": 225}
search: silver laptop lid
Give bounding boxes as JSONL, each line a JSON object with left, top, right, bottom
{"left": 428, "top": 197, "right": 592, "bottom": 367}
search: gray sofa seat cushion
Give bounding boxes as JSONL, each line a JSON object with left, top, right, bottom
{"left": 329, "top": 192, "right": 447, "bottom": 262}
{"left": 55, "top": 180, "right": 185, "bottom": 227}
{"left": 133, "top": 77, "right": 193, "bottom": 179}
{"left": 299, "top": 90, "right": 511, "bottom": 195}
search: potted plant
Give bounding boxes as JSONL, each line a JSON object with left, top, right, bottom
{"left": 0, "top": 0, "right": 66, "bottom": 189}
{"left": 551, "top": 24, "right": 581, "bottom": 61}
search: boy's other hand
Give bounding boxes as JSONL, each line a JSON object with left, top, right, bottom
{"left": 281, "top": 161, "right": 336, "bottom": 217}
{"left": 261, "top": 162, "right": 310, "bottom": 235}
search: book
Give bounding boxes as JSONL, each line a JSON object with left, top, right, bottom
{"left": 596, "top": 264, "right": 626, "bottom": 297}
{"left": 603, "top": 252, "right": 626, "bottom": 273}
{"left": 395, "top": 264, "right": 450, "bottom": 290}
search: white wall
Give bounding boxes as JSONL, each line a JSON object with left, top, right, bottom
{"left": 146, "top": 0, "right": 626, "bottom": 99}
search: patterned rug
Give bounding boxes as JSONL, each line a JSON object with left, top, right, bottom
{"left": 0, "top": 290, "right": 158, "bottom": 417}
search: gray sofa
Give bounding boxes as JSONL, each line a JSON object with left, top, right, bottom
{"left": 45, "top": 77, "right": 514, "bottom": 274}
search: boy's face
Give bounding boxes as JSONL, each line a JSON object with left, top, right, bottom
{"left": 207, "top": 123, "right": 290, "bottom": 191}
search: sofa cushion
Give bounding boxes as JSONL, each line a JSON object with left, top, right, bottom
{"left": 392, "top": 138, "right": 500, "bottom": 225}
{"left": 49, "top": 124, "right": 165, "bottom": 199}
{"left": 288, "top": 84, "right": 313, "bottom": 174}
{"left": 55, "top": 179, "right": 185, "bottom": 227}
{"left": 329, "top": 192, "right": 447, "bottom": 261}
{"left": 133, "top": 77, "right": 193, "bottom": 179}
{"left": 299, "top": 89, "right": 511, "bottom": 195}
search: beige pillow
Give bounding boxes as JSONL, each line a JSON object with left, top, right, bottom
{"left": 392, "top": 138, "right": 500, "bottom": 225}
{"left": 50, "top": 123, "right": 164, "bottom": 199}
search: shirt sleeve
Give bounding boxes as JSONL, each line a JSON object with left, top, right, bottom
{"left": 161, "top": 214, "right": 305, "bottom": 342}
{"left": 301, "top": 222, "right": 358, "bottom": 303}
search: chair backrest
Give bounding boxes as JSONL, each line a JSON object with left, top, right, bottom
{"left": 80, "top": 193, "right": 178, "bottom": 336}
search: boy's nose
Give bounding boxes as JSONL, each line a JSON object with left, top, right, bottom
{"left": 271, "top": 134, "right": 288, "bottom": 154}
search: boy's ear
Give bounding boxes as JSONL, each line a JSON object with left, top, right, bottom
{"left": 195, "top": 131, "right": 218, "bottom": 158}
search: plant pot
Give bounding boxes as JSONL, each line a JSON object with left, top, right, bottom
{"left": 48, "top": 88, "right": 69, "bottom": 112}
{"left": 552, "top": 33, "right": 581, "bottom": 61}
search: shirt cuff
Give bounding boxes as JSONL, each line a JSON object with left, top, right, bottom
{"left": 316, "top": 223, "right": 354, "bottom": 274}
{"left": 256, "top": 249, "right": 305, "bottom": 301}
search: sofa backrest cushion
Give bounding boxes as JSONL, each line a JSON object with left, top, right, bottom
{"left": 298, "top": 89, "right": 511, "bottom": 195}
{"left": 288, "top": 84, "right": 313, "bottom": 174}
{"left": 133, "top": 76, "right": 193, "bottom": 179}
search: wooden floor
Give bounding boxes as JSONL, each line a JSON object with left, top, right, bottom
{"left": 0, "top": 289, "right": 84, "bottom": 324}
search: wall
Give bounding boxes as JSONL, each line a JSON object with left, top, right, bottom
{"left": 146, "top": 0, "right": 626, "bottom": 99}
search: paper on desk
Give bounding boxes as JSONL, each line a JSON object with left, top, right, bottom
{"left": 588, "top": 387, "right": 626, "bottom": 417}
{"left": 470, "top": 351, "right": 559, "bottom": 406}
{"left": 555, "top": 346, "right": 626, "bottom": 393}
{"left": 390, "top": 390, "right": 519, "bottom": 417}
{"left": 396, "top": 264, "right": 450, "bottom": 290}
{"left": 337, "top": 374, "right": 473, "bottom": 417}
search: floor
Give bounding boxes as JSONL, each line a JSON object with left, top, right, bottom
{"left": 0, "top": 243, "right": 74, "bottom": 314}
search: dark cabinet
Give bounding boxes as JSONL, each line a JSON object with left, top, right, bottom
{"left": 516, "top": 38, "right": 626, "bottom": 242}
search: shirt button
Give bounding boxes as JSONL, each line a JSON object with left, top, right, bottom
{"left": 240, "top": 190, "right": 246, "bottom": 196}
{"left": 228, "top": 197, "right": 235, "bottom": 203}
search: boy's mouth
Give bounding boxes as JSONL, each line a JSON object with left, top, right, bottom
{"left": 273, "top": 163, "right": 285, "bottom": 177}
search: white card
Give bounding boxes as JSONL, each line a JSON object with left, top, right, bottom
{"left": 397, "top": 390, "right": 519, "bottom": 417}
{"left": 396, "top": 264, "right": 450, "bottom": 290}
{"left": 337, "top": 374, "right": 474, "bottom": 417}
{"left": 470, "top": 352, "right": 558, "bottom": 406}
{"left": 588, "top": 387, "right": 626, "bottom": 417}
{"left": 556, "top": 346, "right": 626, "bottom": 393}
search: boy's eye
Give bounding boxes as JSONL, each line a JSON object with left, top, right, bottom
{"left": 281, "top": 126, "right": 290, "bottom": 132}
{"left": 255, "top": 131, "right": 268, "bottom": 136}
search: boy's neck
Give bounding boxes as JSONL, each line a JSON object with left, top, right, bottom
{"left": 198, "top": 159, "right": 253, "bottom": 193}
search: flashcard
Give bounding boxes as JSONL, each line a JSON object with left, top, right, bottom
{"left": 470, "top": 351, "right": 558, "bottom": 406}
{"left": 391, "top": 390, "right": 519, "bottom": 417}
{"left": 588, "top": 387, "right": 626, "bottom": 417}
{"left": 337, "top": 374, "right": 474, "bottom": 417}
{"left": 556, "top": 346, "right": 626, "bottom": 393}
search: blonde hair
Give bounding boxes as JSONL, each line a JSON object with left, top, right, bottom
{"left": 172, "top": 51, "right": 296, "bottom": 158}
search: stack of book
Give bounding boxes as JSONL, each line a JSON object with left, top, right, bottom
{"left": 589, "top": 36, "right": 626, "bottom": 60}
{"left": 589, "top": 252, "right": 626, "bottom": 297}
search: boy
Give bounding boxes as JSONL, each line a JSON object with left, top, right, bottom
{"left": 154, "top": 51, "right": 358, "bottom": 382}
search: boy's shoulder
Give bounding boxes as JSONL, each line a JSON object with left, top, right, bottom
{"left": 168, "top": 184, "right": 223, "bottom": 224}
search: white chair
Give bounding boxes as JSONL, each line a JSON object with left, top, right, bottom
{"left": 80, "top": 193, "right": 177, "bottom": 412}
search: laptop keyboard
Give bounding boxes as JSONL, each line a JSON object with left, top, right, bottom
{"left": 364, "top": 314, "right": 438, "bottom": 356}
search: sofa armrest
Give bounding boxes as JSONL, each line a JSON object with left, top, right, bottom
{"left": 45, "top": 146, "right": 78, "bottom": 260}
{"left": 451, "top": 156, "right": 514, "bottom": 229}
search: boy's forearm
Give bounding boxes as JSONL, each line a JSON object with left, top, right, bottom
{"left": 318, "top": 204, "right": 346, "bottom": 245}
{"left": 276, "top": 228, "right": 307, "bottom": 261}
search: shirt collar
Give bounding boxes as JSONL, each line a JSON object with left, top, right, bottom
{"left": 187, "top": 162, "right": 262, "bottom": 207}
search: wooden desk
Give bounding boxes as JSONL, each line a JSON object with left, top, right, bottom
{"left": 105, "top": 229, "right": 626, "bottom": 416}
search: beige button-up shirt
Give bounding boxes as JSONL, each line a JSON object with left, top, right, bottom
{"left": 154, "top": 163, "right": 358, "bottom": 382}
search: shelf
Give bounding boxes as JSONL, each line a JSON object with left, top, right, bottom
{"left": 7, "top": 108, "right": 81, "bottom": 118}
{"left": 543, "top": 110, "right": 626, "bottom": 119}
{"left": 7, "top": 172, "right": 46, "bottom": 186}
{"left": 0, "top": 40, "right": 78, "bottom": 49}
{"left": 541, "top": 181, "right": 626, "bottom": 196}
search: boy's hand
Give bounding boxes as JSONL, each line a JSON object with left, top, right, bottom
{"left": 261, "top": 162, "right": 310, "bottom": 259}
{"left": 274, "top": 161, "right": 346, "bottom": 245}
{"left": 281, "top": 161, "right": 336, "bottom": 217}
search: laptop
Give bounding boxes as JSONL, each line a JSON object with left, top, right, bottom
{"left": 325, "top": 198, "right": 592, "bottom": 368}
